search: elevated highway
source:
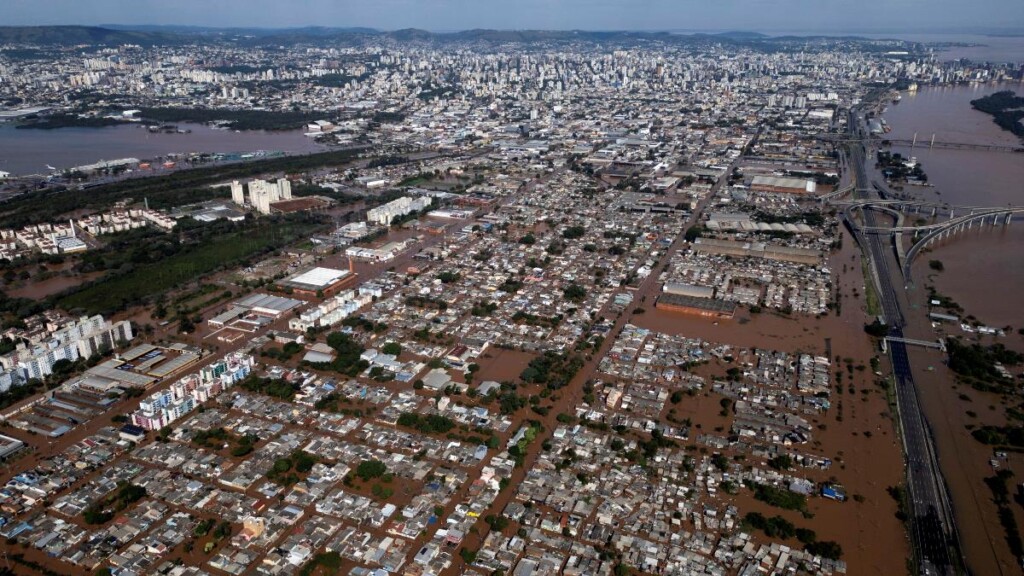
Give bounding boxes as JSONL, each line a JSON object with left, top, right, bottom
{"left": 840, "top": 196, "right": 1022, "bottom": 283}
{"left": 902, "top": 208, "right": 1022, "bottom": 280}
{"left": 843, "top": 105, "right": 964, "bottom": 575}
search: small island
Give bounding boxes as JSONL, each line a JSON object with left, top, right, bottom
{"left": 970, "top": 91, "right": 1024, "bottom": 142}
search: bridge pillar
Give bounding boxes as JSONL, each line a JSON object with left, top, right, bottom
{"left": 1008, "top": 213, "right": 1013, "bottom": 226}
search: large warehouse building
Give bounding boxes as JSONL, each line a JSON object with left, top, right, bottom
{"left": 655, "top": 292, "right": 737, "bottom": 319}
{"left": 278, "top": 266, "right": 356, "bottom": 296}
{"left": 750, "top": 175, "right": 817, "bottom": 195}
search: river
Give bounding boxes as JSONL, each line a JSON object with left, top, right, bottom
{"left": 866, "top": 33, "right": 1024, "bottom": 64}
{"left": 881, "top": 81, "right": 1024, "bottom": 328}
{"left": 882, "top": 81, "right": 1024, "bottom": 208}
{"left": 0, "top": 122, "right": 326, "bottom": 176}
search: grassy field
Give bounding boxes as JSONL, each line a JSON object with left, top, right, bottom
{"left": 861, "top": 256, "right": 881, "bottom": 317}
{"left": 57, "top": 217, "right": 321, "bottom": 315}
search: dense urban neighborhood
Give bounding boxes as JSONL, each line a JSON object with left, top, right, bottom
{"left": 0, "top": 22, "right": 1021, "bottom": 576}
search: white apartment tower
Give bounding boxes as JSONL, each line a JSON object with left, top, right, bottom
{"left": 230, "top": 180, "right": 245, "bottom": 205}
{"left": 246, "top": 178, "right": 292, "bottom": 215}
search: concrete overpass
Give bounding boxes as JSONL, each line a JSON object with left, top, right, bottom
{"left": 845, "top": 202, "right": 1022, "bottom": 282}
{"left": 902, "top": 208, "right": 1024, "bottom": 280}
{"left": 861, "top": 207, "right": 1020, "bottom": 234}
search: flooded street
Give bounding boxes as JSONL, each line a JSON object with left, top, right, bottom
{"left": 7, "top": 271, "right": 106, "bottom": 299}
{"left": 626, "top": 225, "right": 911, "bottom": 575}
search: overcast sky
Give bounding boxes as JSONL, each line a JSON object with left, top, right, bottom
{"left": 2, "top": 0, "right": 1022, "bottom": 33}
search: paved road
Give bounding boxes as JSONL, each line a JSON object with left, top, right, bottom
{"left": 844, "top": 110, "right": 962, "bottom": 575}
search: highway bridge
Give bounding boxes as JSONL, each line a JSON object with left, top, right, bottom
{"left": 860, "top": 207, "right": 1020, "bottom": 234}
{"left": 817, "top": 133, "right": 1024, "bottom": 153}
{"left": 902, "top": 208, "right": 1024, "bottom": 280}
{"left": 884, "top": 336, "right": 946, "bottom": 352}
{"left": 843, "top": 107, "right": 964, "bottom": 575}
{"left": 840, "top": 194, "right": 1022, "bottom": 282}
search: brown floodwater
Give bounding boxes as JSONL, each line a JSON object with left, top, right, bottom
{"left": 881, "top": 82, "right": 1024, "bottom": 327}
{"left": 7, "top": 271, "right": 106, "bottom": 299}
{"left": 881, "top": 83, "right": 1024, "bottom": 575}
{"left": 635, "top": 227, "right": 910, "bottom": 575}
{"left": 913, "top": 225, "right": 1024, "bottom": 329}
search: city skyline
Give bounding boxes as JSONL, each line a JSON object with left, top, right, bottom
{"left": 3, "top": 0, "right": 1023, "bottom": 34}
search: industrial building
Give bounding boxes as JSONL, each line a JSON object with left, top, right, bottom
{"left": 367, "top": 196, "right": 432, "bottom": 226}
{"left": 208, "top": 293, "right": 306, "bottom": 329}
{"left": 705, "top": 212, "right": 816, "bottom": 235}
{"left": 663, "top": 282, "right": 716, "bottom": 300}
{"left": 749, "top": 175, "right": 817, "bottom": 195}
{"left": 346, "top": 239, "right": 415, "bottom": 262}
{"left": 0, "top": 434, "right": 25, "bottom": 460}
{"left": 692, "top": 237, "right": 824, "bottom": 266}
{"left": 655, "top": 292, "right": 737, "bottom": 318}
{"left": 278, "top": 266, "right": 356, "bottom": 296}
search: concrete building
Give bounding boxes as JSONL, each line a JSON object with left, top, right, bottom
{"left": 750, "top": 175, "right": 816, "bottom": 195}
{"left": 130, "top": 352, "right": 253, "bottom": 430}
{"left": 367, "top": 196, "right": 432, "bottom": 226}
{"left": 0, "top": 315, "right": 133, "bottom": 383}
{"left": 230, "top": 180, "right": 245, "bottom": 205}
{"left": 246, "top": 178, "right": 294, "bottom": 215}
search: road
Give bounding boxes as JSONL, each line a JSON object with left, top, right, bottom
{"left": 844, "top": 108, "right": 963, "bottom": 576}
{"left": 445, "top": 156, "right": 740, "bottom": 574}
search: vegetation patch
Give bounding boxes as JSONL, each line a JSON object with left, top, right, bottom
{"left": 397, "top": 412, "right": 457, "bottom": 435}
{"left": 984, "top": 470, "right": 1024, "bottom": 562}
{"left": 519, "top": 351, "right": 584, "bottom": 390}
{"left": 971, "top": 91, "right": 1024, "bottom": 142}
{"left": 58, "top": 216, "right": 320, "bottom": 315}
{"left": 82, "top": 482, "right": 147, "bottom": 525}
{"left": 267, "top": 450, "right": 319, "bottom": 487}
{"left": 751, "top": 483, "right": 808, "bottom": 513}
